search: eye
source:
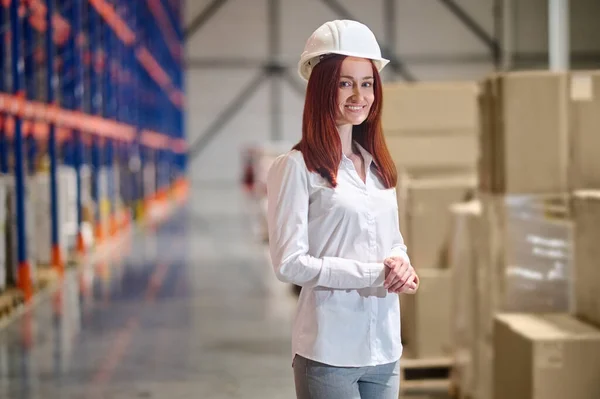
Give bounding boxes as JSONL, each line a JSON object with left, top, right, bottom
{"left": 339, "top": 81, "right": 352, "bottom": 88}
{"left": 362, "top": 81, "right": 373, "bottom": 88}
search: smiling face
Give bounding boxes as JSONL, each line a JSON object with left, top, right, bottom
{"left": 335, "top": 56, "right": 375, "bottom": 127}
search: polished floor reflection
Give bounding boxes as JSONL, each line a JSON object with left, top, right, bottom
{"left": 0, "top": 186, "right": 298, "bottom": 398}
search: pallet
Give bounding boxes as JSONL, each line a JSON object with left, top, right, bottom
{"left": 0, "top": 288, "right": 25, "bottom": 319}
{"left": 0, "top": 267, "right": 60, "bottom": 322}
{"left": 400, "top": 356, "right": 453, "bottom": 394}
{"left": 448, "top": 382, "right": 474, "bottom": 399}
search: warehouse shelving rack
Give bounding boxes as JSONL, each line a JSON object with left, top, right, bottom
{"left": 0, "top": 0, "right": 187, "bottom": 303}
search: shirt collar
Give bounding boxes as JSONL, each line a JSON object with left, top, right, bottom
{"left": 353, "top": 141, "right": 374, "bottom": 169}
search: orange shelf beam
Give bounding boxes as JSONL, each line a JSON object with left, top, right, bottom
{"left": 0, "top": 93, "right": 185, "bottom": 151}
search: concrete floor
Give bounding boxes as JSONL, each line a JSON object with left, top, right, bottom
{"left": 0, "top": 185, "right": 448, "bottom": 398}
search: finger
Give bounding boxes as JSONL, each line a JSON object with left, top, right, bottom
{"left": 399, "top": 276, "right": 418, "bottom": 293}
{"left": 386, "top": 263, "right": 407, "bottom": 289}
{"left": 384, "top": 261, "right": 399, "bottom": 287}
{"left": 384, "top": 273, "right": 400, "bottom": 289}
{"left": 388, "top": 278, "right": 404, "bottom": 292}
{"left": 402, "top": 283, "right": 417, "bottom": 294}
{"left": 396, "top": 266, "right": 412, "bottom": 287}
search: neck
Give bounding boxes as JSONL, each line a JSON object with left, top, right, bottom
{"left": 337, "top": 124, "right": 354, "bottom": 156}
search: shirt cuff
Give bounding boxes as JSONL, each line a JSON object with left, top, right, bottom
{"left": 370, "top": 263, "right": 386, "bottom": 287}
{"left": 389, "top": 247, "right": 411, "bottom": 264}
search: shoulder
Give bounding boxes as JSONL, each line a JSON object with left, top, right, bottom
{"left": 267, "top": 150, "right": 308, "bottom": 183}
{"left": 269, "top": 149, "right": 307, "bottom": 173}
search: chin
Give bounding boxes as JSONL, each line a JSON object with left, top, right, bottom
{"left": 349, "top": 117, "right": 368, "bottom": 125}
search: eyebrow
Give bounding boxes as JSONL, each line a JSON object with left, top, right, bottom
{"left": 340, "top": 75, "right": 374, "bottom": 80}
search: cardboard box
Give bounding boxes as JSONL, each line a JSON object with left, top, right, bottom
{"left": 449, "top": 200, "right": 482, "bottom": 398}
{"left": 476, "top": 194, "right": 573, "bottom": 342}
{"left": 572, "top": 190, "right": 600, "bottom": 327}
{"left": 479, "top": 70, "right": 600, "bottom": 194}
{"left": 397, "top": 171, "right": 476, "bottom": 269}
{"left": 382, "top": 81, "right": 479, "bottom": 135}
{"left": 386, "top": 135, "right": 478, "bottom": 171}
{"left": 400, "top": 269, "right": 452, "bottom": 359}
{"left": 473, "top": 338, "right": 493, "bottom": 399}
{"left": 494, "top": 313, "right": 600, "bottom": 399}
{"left": 569, "top": 71, "right": 600, "bottom": 190}
{"left": 478, "top": 71, "right": 570, "bottom": 194}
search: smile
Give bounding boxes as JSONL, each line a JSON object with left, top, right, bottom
{"left": 345, "top": 105, "right": 366, "bottom": 111}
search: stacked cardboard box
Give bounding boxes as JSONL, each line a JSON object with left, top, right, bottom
{"left": 384, "top": 82, "right": 480, "bottom": 361}
{"left": 396, "top": 171, "right": 476, "bottom": 361}
{"left": 400, "top": 268, "right": 452, "bottom": 359}
{"left": 422, "top": 68, "right": 600, "bottom": 398}
{"left": 397, "top": 170, "right": 476, "bottom": 270}
{"left": 572, "top": 191, "right": 600, "bottom": 328}
{"left": 494, "top": 314, "right": 600, "bottom": 399}
{"left": 448, "top": 200, "right": 482, "bottom": 398}
{"left": 473, "top": 194, "right": 574, "bottom": 399}
{"left": 383, "top": 81, "right": 479, "bottom": 171}
{"left": 478, "top": 70, "right": 600, "bottom": 194}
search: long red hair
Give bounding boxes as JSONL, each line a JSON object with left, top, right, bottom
{"left": 293, "top": 55, "right": 397, "bottom": 188}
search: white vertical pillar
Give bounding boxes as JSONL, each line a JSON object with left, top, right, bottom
{"left": 501, "top": 0, "right": 514, "bottom": 70}
{"left": 549, "top": 0, "right": 570, "bottom": 70}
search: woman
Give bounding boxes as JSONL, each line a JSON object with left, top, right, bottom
{"left": 266, "top": 20, "right": 419, "bottom": 399}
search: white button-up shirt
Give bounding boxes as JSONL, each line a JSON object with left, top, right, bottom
{"left": 266, "top": 144, "right": 410, "bottom": 367}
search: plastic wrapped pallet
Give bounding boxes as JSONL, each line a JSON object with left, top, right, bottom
{"left": 396, "top": 168, "right": 476, "bottom": 269}
{"left": 477, "top": 194, "right": 573, "bottom": 342}
{"left": 400, "top": 268, "right": 452, "bottom": 359}
{"left": 448, "top": 200, "right": 481, "bottom": 398}
{"left": 472, "top": 194, "right": 573, "bottom": 399}
{"left": 494, "top": 313, "right": 600, "bottom": 399}
{"left": 572, "top": 190, "right": 600, "bottom": 327}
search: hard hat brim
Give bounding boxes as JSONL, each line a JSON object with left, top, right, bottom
{"left": 298, "top": 51, "right": 390, "bottom": 81}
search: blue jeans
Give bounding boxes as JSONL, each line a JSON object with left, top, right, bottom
{"left": 292, "top": 355, "right": 400, "bottom": 399}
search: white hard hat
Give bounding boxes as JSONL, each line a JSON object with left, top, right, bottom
{"left": 298, "top": 20, "right": 390, "bottom": 81}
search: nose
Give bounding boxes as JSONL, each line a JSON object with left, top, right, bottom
{"left": 350, "top": 85, "right": 363, "bottom": 101}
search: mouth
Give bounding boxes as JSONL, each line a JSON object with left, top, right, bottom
{"left": 345, "top": 104, "right": 367, "bottom": 112}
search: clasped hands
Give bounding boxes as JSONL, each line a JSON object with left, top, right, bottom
{"left": 383, "top": 256, "right": 419, "bottom": 294}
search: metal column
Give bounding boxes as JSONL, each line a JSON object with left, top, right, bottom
{"left": 89, "top": 4, "right": 104, "bottom": 242}
{"left": 46, "top": 0, "right": 63, "bottom": 271}
{"left": 549, "top": 0, "right": 570, "bottom": 70}
{"left": 10, "top": 0, "right": 33, "bottom": 299}
{"left": 0, "top": 3, "right": 7, "bottom": 174}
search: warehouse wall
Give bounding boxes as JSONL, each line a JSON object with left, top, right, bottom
{"left": 184, "top": 0, "right": 600, "bottom": 183}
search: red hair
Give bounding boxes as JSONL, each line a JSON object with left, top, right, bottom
{"left": 293, "top": 55, "right": 397, "bottom": 188}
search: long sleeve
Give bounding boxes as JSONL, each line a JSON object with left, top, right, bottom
{"left": 389, "top": 189, "right": 411, "bottom": 263}
{"left": 266, "top": 154, "right": 386, "bottom": 289}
